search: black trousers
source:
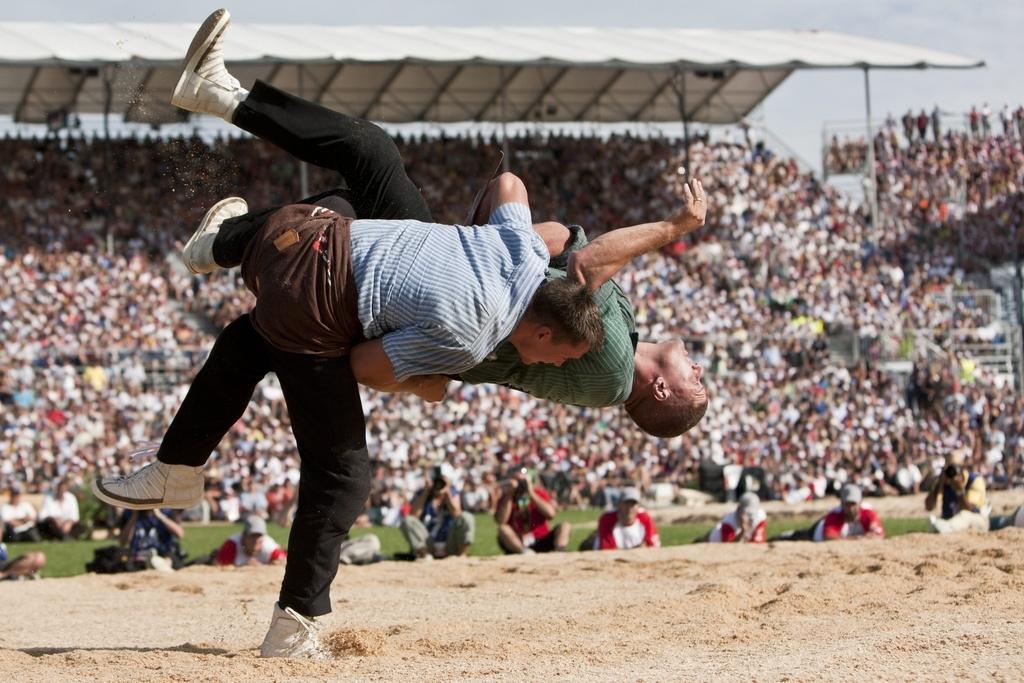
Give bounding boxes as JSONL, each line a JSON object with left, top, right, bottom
{"left": 212, "top": 79, "right": 432, "bottom": 267}
{"left": 157, "top": 81, "right": 431, "bottom": 617}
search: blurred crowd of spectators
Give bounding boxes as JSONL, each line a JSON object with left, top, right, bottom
{"left": 1, "top": 122, "right": 1023, "bottom": 538}
{"left": 825, "top": 103, "right": 1024, "bottom": 175}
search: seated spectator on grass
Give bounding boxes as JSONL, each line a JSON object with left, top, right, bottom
{"left": 495, "top": 467, "right": 570, "bottom": 554}
{"left": 38, "top": 479, "right": 84, "bottom": 541}
{"left": 588, "top": 487, "right": 661, "bottom": 551}
{"left": 0, "top": 541, "right": 45, "bottom": 580}
{"left": 705, "top": 493, "right": 767, "bottom": 543}
{"left": 399, "top": 467, "right": 474, "bottom": 560}
{"left": 461, "top": 476, "right": 493, "bottom": 514}
{"left": 119, "top": 509, "right": 186, "bottom": 571}
{"left": 926, "top": 451, "right": 989, "bottom": 534}
{"left": 814, "top": 484, "right": 885, "bottom": 541}
{"left": 1, "top": 484, "right": 40, "bottom": 543}
{"left": 214, "top": 515, "right": 286, "bottom": 567}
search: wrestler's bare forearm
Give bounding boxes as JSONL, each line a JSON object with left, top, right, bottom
{"left": 568, "top": 178, "right": 707, "bottom": 292}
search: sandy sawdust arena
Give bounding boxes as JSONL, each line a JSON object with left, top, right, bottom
{"left": 2, "top": 497, "right": 1022, "bottom": 682}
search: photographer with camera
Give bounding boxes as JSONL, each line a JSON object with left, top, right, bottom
{"left": 399, "top": 465, "right": 475, "bottom": 560}
{"left": 495, "top": 466, "right": 570, "bottom": 554}
{"left": 925, "top": 450, "right": 989, "bottom": 534}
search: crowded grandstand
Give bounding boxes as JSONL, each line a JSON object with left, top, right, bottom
{"left": 3, "top": 112, "right": 1022, "bottom": 526}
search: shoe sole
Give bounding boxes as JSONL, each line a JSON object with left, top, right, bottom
{"left": 90, "top": 477, "right": 202, "bottom": 511}
{"left": 183, "top": 196, "right": 248, "bottom": 273}
{"left": 171, "top": 8, "right": 231, "bottom": 110}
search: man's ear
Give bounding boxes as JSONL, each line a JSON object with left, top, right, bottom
{"left": 534, "top": 326, "right": 552, "bottom": 343}
{"left": 652, "top": 376, "right": 671, "bottom": 402}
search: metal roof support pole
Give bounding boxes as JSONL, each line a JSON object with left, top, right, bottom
{"left": 674, "top": 65, "right": 690, "bottom": 177}
{"left": 863, "top": 66, "right": 880, "bottom": 230}
{"left": 499, "top": 65, "right": 510, "bottom": 172}
{"left": 298, "top": 65, "right": 309, "bottom": 197}
{"left": 103, "top": 66, "right": 114, "bottom": 255}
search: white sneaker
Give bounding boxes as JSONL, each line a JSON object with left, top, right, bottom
{"left": 147, "top": 551, "right": 174, "bottom": 573}
{"left": 170, "top": 8, "right": 247, "bottom": 120}
{"left": 260, "top": 603, "right": 330, "bottom": 660}
{"left": 182, "top": 196, "right": 248, "bottom": 274}
{"left": 92, "top": 461, "right": 205, "bottom": 510}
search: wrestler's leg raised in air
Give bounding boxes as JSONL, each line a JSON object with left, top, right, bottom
{"left": 195, "top": 80, "right": 434, "bottom": 269}
{"left": 175, "top": 48, "right": 434, "bottom": 269}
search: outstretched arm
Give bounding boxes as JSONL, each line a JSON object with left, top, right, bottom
{"left": 567, "top": 178, "right": 707, "bottom": 292}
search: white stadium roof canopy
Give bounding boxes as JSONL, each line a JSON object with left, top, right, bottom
{"left": 0, "top": 23, "right": 984, "bottom": 125}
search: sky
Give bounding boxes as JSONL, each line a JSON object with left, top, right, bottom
{"left": 4, "top": 0, "right": 1023, "bottom": 171}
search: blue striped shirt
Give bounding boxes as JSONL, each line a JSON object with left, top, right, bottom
{"left": 349, "top": 202, "right": 548, "bottom": 381}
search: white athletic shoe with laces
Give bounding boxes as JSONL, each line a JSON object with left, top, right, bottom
{"left": 260, "top": 603, "right": 331, "bottom": 660}
{"left": 170, "top": 8, "right": 247, "bottom": 120}
{"left": 182, "top": 196, "right": 248, "bottom": 274}
{"left": 92, "top": 460, "right": 205, "bottom": 511}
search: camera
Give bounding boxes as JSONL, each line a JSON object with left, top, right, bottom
{"left": 944, "top": 464, "right": 960, "bottom": 479}
{"left": 431, "top": 465, "right": 446, "bottom": 492}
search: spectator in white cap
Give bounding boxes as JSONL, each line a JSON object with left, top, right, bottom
{"left": 214, "top": 515, "right": 287, "bottom": 567}
{"left": 814, "top": 484, "right": 885, "bottom": 542}
{"left": 706, "top": 492, "right": 767, "bottom": 543}
{"left": 591, "top": 487, "right": 660, "bottom": 551}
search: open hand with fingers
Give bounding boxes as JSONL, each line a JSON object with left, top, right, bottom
{"left": 670, "top": 178, "right": 708, "bottom": 236}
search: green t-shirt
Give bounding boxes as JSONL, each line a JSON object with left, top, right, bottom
{"left": 459, "top": 226, "right": 636, "bottom": 407}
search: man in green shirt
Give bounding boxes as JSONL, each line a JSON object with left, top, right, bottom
{"left": 432, "top": 161, "right": 707, "bottom": 437}
{"left": 458, "top": 220, "right": 707, "bottom": 438}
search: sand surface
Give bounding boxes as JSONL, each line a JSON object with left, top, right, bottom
{"left": 1, "top": 528, "right": 1022, "bottom": 682}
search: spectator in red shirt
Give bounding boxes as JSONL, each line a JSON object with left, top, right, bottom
{"left": 814, "top": 484, "right": 885, "bottom": 542}
{"left": 265, "top": 482, "right": 295, "bottom": 527}
{"left": 706, "top": 492, "right": 767, "bottom": 543}
{"left": 495, "top": 467, "right": 570, "bottom": 553}
{"left": 593, "top": 487, "right": 660, "bottom": 550}
{"left": 215, "top": 516, "right": 287, "bottom": 567}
